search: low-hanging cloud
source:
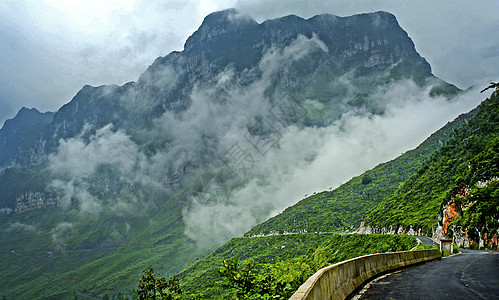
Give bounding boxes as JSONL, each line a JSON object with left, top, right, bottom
{"left": 49, "top": 124, "right": 144, "bottom": 178}
{"left": 5, "top": 221, "right": 38, "bottom": 233}
{"left": 47, "top": 124, "right": 168, "bottom": 214}
{"left": 181, "top": 81, "right": 484, "bottom": 245}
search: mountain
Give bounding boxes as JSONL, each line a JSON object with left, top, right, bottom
{"left": 0, "top": 9, "right": 461, "bottom": 299}
{"left": 0, "top": 107, "right": 54, "bottom": 169}
{"left": 0, "top": 10, "right": 457, "bottom": 170}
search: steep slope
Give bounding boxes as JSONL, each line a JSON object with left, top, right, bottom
{"left": 0, "top": 10, "right": 455, "bottom": 169}
{"left": 174, "top": 91, "right": 497, "bottom": 299}
{"left": 0, "top": 9, "right": 462, "bottom": 299}
{"left": 364, "top": 90, "right": 499, "bottom": 247}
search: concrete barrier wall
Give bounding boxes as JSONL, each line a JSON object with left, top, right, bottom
{"left": 290, "top": 249, "right": 441, "bottom": 300}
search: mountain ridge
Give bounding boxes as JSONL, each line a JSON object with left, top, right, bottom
{"left": 0, "top": 9, "right": 456, "bottom": 170}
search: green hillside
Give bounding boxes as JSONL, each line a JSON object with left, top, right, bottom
{"left": 364, "top": 90, "right": 499, "bottom": 238}
{"left": 178, "top": 233, "right": 417, "bottom": 299}
{"left": 0, "top": 192, "right": 206, "bottom": 299}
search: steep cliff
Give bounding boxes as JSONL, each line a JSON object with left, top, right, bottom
{"left": 0, "top": 107, "right": 54, "bottom": 168}
{"left": 0, "top": 10, "right": 455, "bottom": 170}
{"left": 0, "top": 9, "right": 458, "bottom": 215}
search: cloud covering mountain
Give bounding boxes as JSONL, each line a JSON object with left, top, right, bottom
{"left": 0, "top": 9, "right": 483, "bottom": 246}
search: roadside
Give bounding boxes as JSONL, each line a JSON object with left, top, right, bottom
{"left": 353, "top": 250, "right": 499, "bottom": 299}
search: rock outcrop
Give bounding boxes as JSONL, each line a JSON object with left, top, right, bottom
{"left": 14, "top": 191, "right": 58, "bottom": 213}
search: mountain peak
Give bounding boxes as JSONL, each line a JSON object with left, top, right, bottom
{"left": 17, "top": 106, "right": 40, "bottom": 115}
{"left": 7, "top": 107, "right": 54, "bottom": 128}
{"left": 183, "top": 8, "right": 258, "bottom": 52}
{"left": 202, "top": 8, "right": 241, "bottom": 25}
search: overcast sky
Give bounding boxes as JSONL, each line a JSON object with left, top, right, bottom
{"left": 1, "top": 0, "right": 498, "bottom": 126}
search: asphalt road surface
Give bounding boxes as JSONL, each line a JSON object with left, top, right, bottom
{"left": 415, "top": 236, "right": 436, "bottom": 246}
{"left": 357, "top": 250, "right": 499, "bottom": 300}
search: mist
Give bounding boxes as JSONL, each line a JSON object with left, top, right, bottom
{"left": 181, "top": 83, "right": 484, "bottom": 245}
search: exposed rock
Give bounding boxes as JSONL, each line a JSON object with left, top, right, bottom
{"left": 14, "top": 191, "right": 58, "bottom": 213}
{"left": 441, "top": 200, "right": 460, "bottom": 234}
{"left": 0, "top": 207, "right": 13, "bottom": 214}
{"left": 356, "top": 222, "right": 424, "bottom": 238}
{"left": 438, "top": 182, "right": 498, "bottom": 249}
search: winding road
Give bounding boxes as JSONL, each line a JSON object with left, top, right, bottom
{"left": 357, "top": 250, "right": 499, "bottom": 300}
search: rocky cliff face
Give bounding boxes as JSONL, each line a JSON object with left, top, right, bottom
{"left": 438, "top": 180, "right": 499, "bottom": 249}
{"left": 0, "top": 107, "right": 54, "bottom": 169}
{"left": 358, "top": 179, "right": 499, "bottom": 249}
{"left": 357, "top": 223, "right": 424, "bottom": 236}
{"left": 14, "top": 191, "right": 58, "bottom": 213}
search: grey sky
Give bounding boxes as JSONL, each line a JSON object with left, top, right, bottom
{"left": 1, "top": 0, "right": 498, "bottom": 126}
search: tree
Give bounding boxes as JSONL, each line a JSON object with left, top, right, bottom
{"left": 218, "top": 257, "right": 312, "bottom": 299}
{"left": 480, "top": 81, "right": 499, "bottom": 93}
{"left": 218, "top": 258, "right": 257, "bottom": 297}
{"left": 133, "top": 266, "right": 182, "bottom": 300}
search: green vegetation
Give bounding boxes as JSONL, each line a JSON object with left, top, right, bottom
{"left": 179, "top": 233, "right": 336, "bottom": 299}
{"left": 133, "top": 267, "right": 183, "bottom": 300}
{"left": 412, "top": 242, "right": 435, "bottom": 251}
{"left": 178, "top": 233, "right": 416, "bottom": 299}
{"left": 0, "top": 164, "right": 52, "bottom": 208}
{"left": 451, "top": 179, "right": 499, "bottom": 245}
{"left": 364, "top": 90, "right": 499, "bottom": 235}
{"left": 218, "top": 257, "right": 312, "bottom": 299}
{"left": 0, "top": 192, "right": 206, "bottom": 300}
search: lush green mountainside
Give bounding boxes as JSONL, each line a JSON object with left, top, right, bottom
{"left": 245, "top": 110, "right": 471, "bottom": 236}
{"left": 0, "top": 190, "right": 206, "bottom": 299}
{"left": 364, "top": 91, "right": 499, "bottom": 239}
{"left": 178, "top": 233, "right": 416, "bottom": 299}
{"left": 173, "top": 92, "right": 496, "bottom": 299}
{"left": 179, "top": 233, "right": 336, "bottom": 298}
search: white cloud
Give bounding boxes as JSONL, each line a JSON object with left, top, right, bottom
{"left": 50, "top": 222, "right": 73, "bottom": 247}
{"left": 49, "top": 124, "right": 143, "bottom": 178}
{"left": 180, "top": 78, "right": 484, "bottom": 245}
{"left": 5, "top": 221, "right": 38, "bottom": 233}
